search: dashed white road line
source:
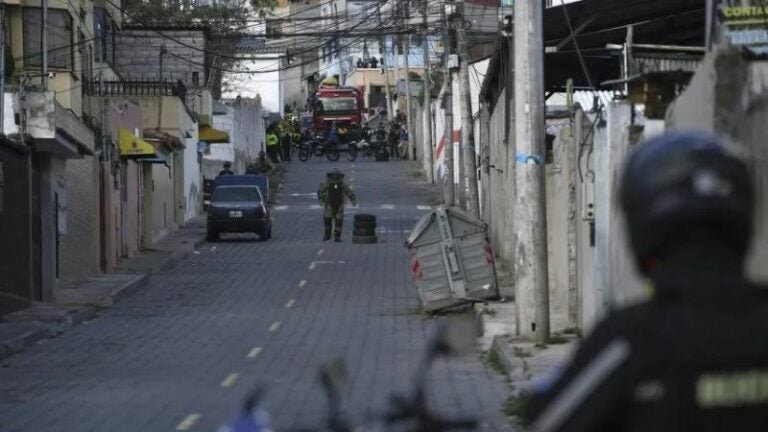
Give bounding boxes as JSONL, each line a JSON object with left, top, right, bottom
{"left": 221, "top": 373, "right": 240, "bottom": 388}
{"left": 274, "top": 205, "right": 288, "bottom": 211}
{"left": 317, "top": 249, "right": 324, "bottom": 256}
{"left": 298, "top": 279, "right": 307, "bottom": 287}
{"left": 309, "top": 262, "right": 317, "bottom": 270}
{"left": 285, "top": 299, "right": 296, "bottom": 308}
{"left": 269, "top": 321, "right": 282, "bottom": 332}
{"left": 176, "top": 414, "right": 201, "bottom": 431}
{"left": 381, "top": 204, "right": 395, "bottom": 210}
{"left": 417, "top": 205, "right": 432, "bottom": 211}
{"left": 310, "top": 204, "right": 323, "bottom": 210}
{"left": 247, "top": 347, "right": 263, "bottom": 359}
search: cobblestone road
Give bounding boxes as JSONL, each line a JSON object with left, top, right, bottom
{"left": 0, "top": 159, "right": 513, "bottom": 431}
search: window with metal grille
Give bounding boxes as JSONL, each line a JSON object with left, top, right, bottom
{"left": 23, "top": 7, "right": 74, "bottom": 69}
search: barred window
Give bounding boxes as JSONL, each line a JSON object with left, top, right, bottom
{"left": 23, "top": 7, "right": 74, "bottom": 69}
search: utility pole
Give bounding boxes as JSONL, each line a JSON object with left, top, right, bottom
{"left": 333, "top": 2, "right": 343, "bottom": 85}
{"left": 42, "top": 0, "right": 49, "bottom": 89}
{"left": 403, "top": 31, "right": 416, "bottom": 160}
{"left": 377, "top": 8, "right": 394, "bottom": 120}
{"left": 158, "top": 45, "right": 166, "bottom": 130}
{"left": 422, "top": 0, "right": 434, "bottom": 183}
{"left": 454, "top": 1, "right": 479, "bottom": 217}
{"left": 392, "top": 35, "right": 402, "bottom": 117}
{"left": 442, "top": 2, "right": 454, "bottom": 206}
{"left": 514, "top": 0, "right": 549, "bottom": 343}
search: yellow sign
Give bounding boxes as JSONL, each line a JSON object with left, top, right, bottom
{"left": 119, "top": 128, "right": 156, "bottom": 157}
{"left": 722, "top": 5, "right": 768, "bottom": 19}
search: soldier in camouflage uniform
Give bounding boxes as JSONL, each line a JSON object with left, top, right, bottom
{"left": 318, "top": 169, "right": 356, "bottom": 242}
{"left": 246, "top": 151, "right": 273, "bottom": 174}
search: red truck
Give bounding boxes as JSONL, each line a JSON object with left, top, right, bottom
{"left": 312, "top": 83, "right": 365, "bottom": 142}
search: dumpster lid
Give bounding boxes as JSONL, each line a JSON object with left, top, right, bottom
{"left": 405, "top": 205, "right": 486, "bottom": 247}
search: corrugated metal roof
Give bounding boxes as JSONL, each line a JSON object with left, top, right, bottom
{"left": 235, "top": 37, "right": 287, "bottom": 55}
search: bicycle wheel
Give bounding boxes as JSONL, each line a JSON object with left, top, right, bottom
{"left": 298, "top": 147, "right": 310, "bottom": 162}
{"left": 326, "top": 147, "right": 341, "bottom": 162}
{"left": 346, "top": 144, "right": 358, "bottom": 162}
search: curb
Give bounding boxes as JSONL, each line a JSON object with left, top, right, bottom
{"left": 0, "top": 324, "right": 52, "bottom": 361}
{"left": 490, "top": 335, "right": 530, "bottom": 382}
{"left": 108, "top": 274, "right": 150, "bottom": 306}
{"left": 158, "top": 235, "right": 206, "bottom": 273}
{"left": 0, "top": 233, "right": 204, "bottom": 362}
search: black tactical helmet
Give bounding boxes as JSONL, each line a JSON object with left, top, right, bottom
{"left": 620, "top": 131, "right": 754, "bottom": 275}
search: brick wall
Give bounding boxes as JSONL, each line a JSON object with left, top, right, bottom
{"left": 114, "top": 29, "right": 208, "bottom": 88}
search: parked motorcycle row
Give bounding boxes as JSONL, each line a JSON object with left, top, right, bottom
{"left": 295, "top": 126, "right": 406, "bottom": 164}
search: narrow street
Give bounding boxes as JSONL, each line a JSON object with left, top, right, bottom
{"left": 0, "top": 160, "right": 513, "bottom": 431}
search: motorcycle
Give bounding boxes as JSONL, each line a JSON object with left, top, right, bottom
{"left": 220, "top": 318, "right": 480, "bottom": 432}
{"left": 297, "top": 136, "right": 341, "bottom": 162}
{"left": 357, "top": 139, "right": 374, "bottom": 159}
{"left": 345, "top": 141, "right": 359, "bottom": 162}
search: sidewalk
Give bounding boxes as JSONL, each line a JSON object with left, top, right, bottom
{"left": 0, "top": 218, "right": 206, "bottom": 361}
{"left": 476, "top": 298, "right": 579, "bottom": 424}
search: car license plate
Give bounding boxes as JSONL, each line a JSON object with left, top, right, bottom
{"left": 229, "top": 210, "right": 243, "bottom": 218}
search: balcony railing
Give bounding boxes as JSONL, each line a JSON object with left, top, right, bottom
{"left": 84, "top": 79, "right": 188, "bottom": 99}
{"left": 84, "top": 79, "right": 196, "bottom": 121}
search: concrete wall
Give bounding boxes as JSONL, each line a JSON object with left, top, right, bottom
{"left": 122, "top": 160, "right": 141, "bottom": 258}
{"left": 485, "top": 88, "right": 516, "bottom": 281}
{"left": 667, "top": 47, "right": 768, "bottom": 284}
{"left": 104, "top": 99, "right": 143, "bottom": 267}
{"left": 546, "top": 120, "right": 579, "bottom": 332}
{"left": 573, "top": 109, "right": 597, "bottom": 333}
{"left": 592, "top": 102, "right": 646, "bottom": 322}
{"left": 140, "top": 97, "right": 195, "bottom": 139}
{"left": 115, "top": 28, "right": 208, "bottom": 87}
{"left": 58, "top": 156, "right": 100, "bottom": 285}
{"left": 150, "top": 160, "right": 175, "bottom": 243}
{"left": 203, "top": 98, "right": 266, "bottom": 178}
{"left": 183, "top": 128, "right": 201, "bottom": 222}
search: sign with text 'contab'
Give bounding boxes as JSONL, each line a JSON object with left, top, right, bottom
{"left": 719, "top": 2, "right": 768, "bottom": 54}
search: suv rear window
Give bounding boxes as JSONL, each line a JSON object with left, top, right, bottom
{"left": 212, "top": 187, "right": 262, "bottom": 202}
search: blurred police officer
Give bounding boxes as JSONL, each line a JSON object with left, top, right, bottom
{"left": 524, "top": 131, "right": 768, "bottom": 431}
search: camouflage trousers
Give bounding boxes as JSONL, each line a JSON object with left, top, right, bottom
{"left": 323, "top": 205, "right": 344, "bottom": 240}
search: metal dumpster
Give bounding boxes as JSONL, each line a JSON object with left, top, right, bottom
{"left": 405, "top": 206, "right": 499, "bottom": 312}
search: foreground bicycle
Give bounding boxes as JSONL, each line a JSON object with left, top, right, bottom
{"left": 219, "top": 319, "right": 479, "bottom": 432}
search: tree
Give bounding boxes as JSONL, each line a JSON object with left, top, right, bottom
{"left": 123, "top": 1, "right": 276, "bottom": 29}
{"left": 122, "top": 0, "right": 277, "bottom": 98}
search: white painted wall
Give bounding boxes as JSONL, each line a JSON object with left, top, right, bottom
{"left": 183, "top": 127, "right": 201, "bottom": 222}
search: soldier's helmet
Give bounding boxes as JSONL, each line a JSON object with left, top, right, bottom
{"left": 620, "top": 131, "right": 754, "bottom": 275}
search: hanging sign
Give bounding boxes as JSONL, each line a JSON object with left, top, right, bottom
{"left": 719, "top": 2, "right": 768, "bottom": 54}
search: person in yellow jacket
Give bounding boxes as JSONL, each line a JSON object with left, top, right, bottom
{"left": 265, "top": 128, "right": 280, "bottom": 163}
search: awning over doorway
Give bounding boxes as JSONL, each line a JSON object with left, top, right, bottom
{"left": 198, "top": 125, "right": 230, "bottom": 143}
{"left": 135, "top": 153, "right": 169, "bottom": 165}
{"left": 118, "top": 128, "right": 156, "bottom": 157}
